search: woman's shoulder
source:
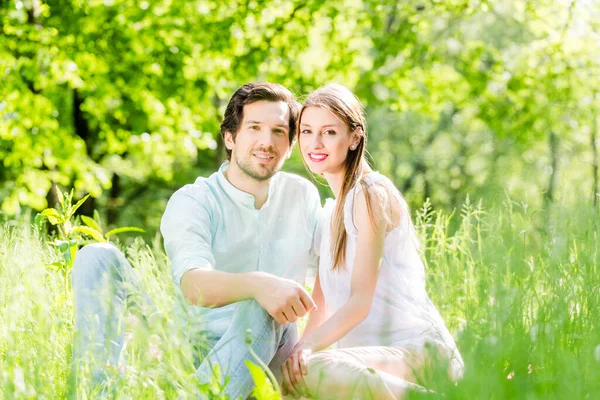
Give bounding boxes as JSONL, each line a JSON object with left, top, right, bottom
{"left": 342, "top": 173, "right": 384, "bottom": 233}
{"left": 344, "top": 172, "right": 411, "bottom": 236}
{"left": 347, "top": 172, "right": 396, "bottom": 207}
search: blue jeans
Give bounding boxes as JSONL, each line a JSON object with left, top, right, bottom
{"left": 72, "top": 243, "right": 297, "bottom": 399}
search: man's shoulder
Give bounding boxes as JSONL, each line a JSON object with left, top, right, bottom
{"left": 275, "top": 172, "right": 321, "bottom": 211}
{"left": 169, "top": 173, "right": 220, "bottom": 204}
{"left": 276, "top": 171, "right": 317, "bottom": 192}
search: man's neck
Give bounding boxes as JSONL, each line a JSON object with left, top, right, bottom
{"left": 224, "top": 164, "right": 271, "bottom": 209}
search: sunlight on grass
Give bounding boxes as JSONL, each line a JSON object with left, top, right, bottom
{"left": 1, "top": 200, "right": 599, "bottom": 398}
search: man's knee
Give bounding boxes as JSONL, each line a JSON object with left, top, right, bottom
{"left": 235, "top": 299, "right": 271, "bottom": 323}
{"left": 73, "top": 242, "right": 125, "bottom": 281}
{"left": 231, "top": 299, "right": 292, "bottom": 348}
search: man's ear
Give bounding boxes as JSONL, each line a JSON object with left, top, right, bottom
{"left": 224, "top": 131, "right": 235, "bottom": 150}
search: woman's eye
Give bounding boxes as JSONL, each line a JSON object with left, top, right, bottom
{"left": 301, "top": 129, "right": 312, "bottom": 134}
{"left": 250, "top": 125, "right": 260, "bottom": 130}
{"left": 324, "top": 130, "right": 336, "bottom": 135}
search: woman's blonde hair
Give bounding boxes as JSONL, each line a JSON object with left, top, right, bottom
{"left": 298, "top": 84, "right": 381, "bottom": 270}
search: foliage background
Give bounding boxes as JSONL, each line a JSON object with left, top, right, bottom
{"left": 2, "top": 0, "right": 599, "bottom": 232}
{"left": 2, "top": 1, "right": 600, "bottom": 398}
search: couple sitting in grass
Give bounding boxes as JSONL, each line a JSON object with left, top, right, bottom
{"left": 72, "top": 82, "right": 463, "bottom": 399}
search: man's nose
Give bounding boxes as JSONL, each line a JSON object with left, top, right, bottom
{"left": 256, "top": 129, "right": 276, "bottom": 147}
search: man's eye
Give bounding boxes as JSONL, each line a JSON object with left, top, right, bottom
{"left": 250, "top": 125, "right": 260, "bottom": 130}
{"left": 274, "top": 129, "right": 286, "bottom": 135}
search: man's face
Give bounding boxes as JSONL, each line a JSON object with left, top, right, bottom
{"left": 225, "top": 100, "right": 292, "bottom": 181}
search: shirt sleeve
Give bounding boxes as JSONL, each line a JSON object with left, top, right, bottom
{"left": 160, "top": 185, "right": 216, "bottom": 288}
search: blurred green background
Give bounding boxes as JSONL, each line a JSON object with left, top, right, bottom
{"left": 1, "top": 0, "right": 599, "bottom": 233}
{"left": 2, "top": 2, "right": 600, "bottom": 398}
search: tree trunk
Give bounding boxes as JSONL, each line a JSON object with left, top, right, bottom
{"left": 73, "top": 89, "right": 95, "bottom": 158}
{"left": 72, "top": 88, "right": 98, "bottom": 216}
{"left": 78, "top": 193, "right": 96, "bottom": 217}
{"left": 46, "top": 181, "right": 59, "bottom": 211}
{"left": 545, "top": 130, "right": 559, "bottom": 204}
{"left": 107, "top": 173, "right": 121, "bottom": 225}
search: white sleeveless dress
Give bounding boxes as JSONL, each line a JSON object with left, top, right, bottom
{"left": 318, "top": 172, "right": 463, "bottom": 368}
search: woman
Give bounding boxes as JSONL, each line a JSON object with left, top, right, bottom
{"left": 280, "top": 84, "right": 464, "bottom": 399}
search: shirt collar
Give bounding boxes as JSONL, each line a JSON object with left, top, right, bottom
{"left": 216, "top": 162, "right": 279, "bottom": 210}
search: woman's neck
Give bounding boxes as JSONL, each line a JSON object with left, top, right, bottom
{"left": 324, "top": 161, "right": 373, "bottom": 198}
{"left": 323, "top": 171, "right": 345, "bottom": 198}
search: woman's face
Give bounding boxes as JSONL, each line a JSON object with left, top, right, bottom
{"left": 299, "top": 106, "right": 359, "bottom": 176}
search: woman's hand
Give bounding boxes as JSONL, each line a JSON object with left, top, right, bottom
{"left": 281, "top": 342, "right": 312, "bottom": 397}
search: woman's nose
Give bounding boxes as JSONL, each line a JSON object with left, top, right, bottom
{"left": 311, "top": 133, "right": 324, "bottom": 148}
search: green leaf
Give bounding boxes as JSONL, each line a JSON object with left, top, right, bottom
{"left": 45, "top": 261, "right": 66, "bottom": 271}
{"left": 70, "top": 226, "right": 106, "bottom": 242}
{"left": 55, "top": 186, "right": 64, "bottom": 209}
{"left": 60, "top": 242, "right": 76, "bottom": 267}
{"left": 105, "top": 227, "right": 145, "bottom": 238}
{"left": 57, "top": 241, "right": 70, "bottom": 253}
{"left": 40, "top": 208, "right": 64, "bottom": 225}
{"left": 34, "top": 213, "right": 46, "bottom": 231}
{"left": 81, "top": 215, "right": 102, "bottom": 233}
{"left": 245, "top": 360, "right": 279, "bottom": 400}
{"left": 93, "top": 210, "right": 102, "bottom": 229}
{"left": 68, "top": 194, "right": 90, "bottom": 219}
{"left": 69, "top": 244, "right": 78, "bottom": 269}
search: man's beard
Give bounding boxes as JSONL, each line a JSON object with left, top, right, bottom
{"left": 233, "top": 150, "right": 281, "bottom": 181}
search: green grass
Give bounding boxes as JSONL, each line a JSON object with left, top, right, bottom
{"left": 1, "top": 199, "right": 599, "bottom": 399}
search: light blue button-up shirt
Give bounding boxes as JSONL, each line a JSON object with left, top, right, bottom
{"left": 160, "top": 162, "right": 321, "bottom": 336}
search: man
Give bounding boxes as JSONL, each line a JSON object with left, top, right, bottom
{"left": 72, "top": 82, "right": 321, "bottom": 398}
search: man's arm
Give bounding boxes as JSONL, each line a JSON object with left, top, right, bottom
{"left": 180, "top": 269, "right": 256, "bottom": 307}
{"left": 181, "top": 269, "right": 316, "bottom": 325}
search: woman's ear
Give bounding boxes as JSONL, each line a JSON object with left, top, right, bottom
{"left": 350, "top": 126, "right": 364, "bottom": 150}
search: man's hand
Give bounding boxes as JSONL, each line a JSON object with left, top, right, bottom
{"left": 251, "top": 272, "right": 317, "bottom": 325}
{"left": 281, "top": 342, "right": 312, "bottom": 397}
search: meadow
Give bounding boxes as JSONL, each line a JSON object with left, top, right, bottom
{"left": 3, "top": 0, "right": 600, "bottom": 398}
{"left": 1, "top": 197, "right": 598, "bottom": 399}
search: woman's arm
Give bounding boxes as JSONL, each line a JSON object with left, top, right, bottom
{"left": 299, "top": 187, "right": 388, "bottom": 352}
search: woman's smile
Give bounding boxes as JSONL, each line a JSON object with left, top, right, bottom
{"left": 308, "top": 152, "right": 329, "bottom": 162}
